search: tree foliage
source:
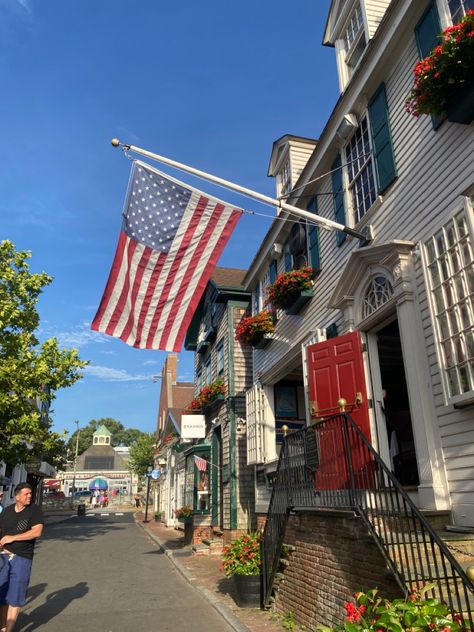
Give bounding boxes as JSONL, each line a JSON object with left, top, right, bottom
{"left": 67, "top": 418, "right": 147, "bottom": 456}
{"left": 0, "top": 240, "right": 88, "bottom": 466}
{"left": 128, "top": 432, "right": 156, "bottom": 478}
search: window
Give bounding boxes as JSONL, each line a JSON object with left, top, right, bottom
{"left": 216, "top": 340, "right": 224, "bottom": 375}
{"left": 425, "top": 209, "right": 474, "bottom": 401}
{"left": 345, "top": 116, "right": 377, "bottom": 224}
{"left": 362, "top": 275, "right": 394, "bottom": 319}
{"left": 343, "top": 2, "right": 366, "bottom": 69}
{"left": 84, "top": 456, "right": 114, "bottom": 470}
{"left": 253, "top": 283, "right": 260, "bottom": 314}
{"left": 196, "top": 369, "right": 202, "bottom": 389}
{"left": 205, "top": 356, "right": 211, "bottom": 384}
{"left": 185, "top": 451, "right": 210, "bottom": 513}
{"left": 279, "top": 159, "right": 291, "bottom": 198}
{"left": 448, "top": 0, "right": 474, "bottom": 23}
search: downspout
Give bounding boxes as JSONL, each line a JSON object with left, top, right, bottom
{"left": 227, "top": 302, "right": 237, "bottom": 530}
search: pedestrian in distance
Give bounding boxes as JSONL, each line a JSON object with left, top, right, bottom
{"left": 0, "top": 482, "right": 44, "bottom": 632}
{"left": 134, "top": 493, "right": 141, "bottom": 509}
{"left": 0, "top": 492, "right": 4, "bottom": 516}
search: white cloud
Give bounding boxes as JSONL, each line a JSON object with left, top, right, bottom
{"left": 39, "top": 322, "right": 110, "bottom": 349}
{"left": 84, "top": 365, "right": 152, "bottom": 382}
{"left": 143, "top": 359, "right": 159, "bottom": 366}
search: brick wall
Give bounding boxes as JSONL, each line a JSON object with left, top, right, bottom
{"left": 272, "top": 510, "right": 401, "bottom": 629}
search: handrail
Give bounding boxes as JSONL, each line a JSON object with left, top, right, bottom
{"left": 261, "top": 412, "right": 474, "bottom": 629}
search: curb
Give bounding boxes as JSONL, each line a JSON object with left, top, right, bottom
{"left": 135, "top": 519, "right": 252, "bottom": 632}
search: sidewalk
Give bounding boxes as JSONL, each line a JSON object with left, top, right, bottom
{"left": 135, "top": 512, "right": 286, "bottom": 632}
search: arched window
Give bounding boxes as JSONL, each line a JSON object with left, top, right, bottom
{"left": 362, "top": 275, "right": 394, "bottom": 319}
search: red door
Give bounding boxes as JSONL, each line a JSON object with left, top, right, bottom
{"left": 307, "top": 331, "right": 371, "bottom": 490}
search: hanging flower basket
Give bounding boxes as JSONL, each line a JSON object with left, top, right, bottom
{"left": 405, "top": 11, "right": 474, "bottom": 123}
{"left": 266, "top": 267, "right": 315, "bottom": 312}
{"left": 235, "top": 311, "right": 275, "bottom": 347}
{"left": 199, "top": 379, "right": 226, "bottom": 408}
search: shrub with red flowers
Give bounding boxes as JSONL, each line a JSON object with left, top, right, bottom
{"left": 266, "top": 267, "right": 315, "bottom": 310}
{"left": 235, "top": 311, "right": 275, "bottom": 346}
{"left": 405, "top": 11, "right": 474, "bottom": 117}
{"left": 184, "top": 397, "right": 203, "bottom": 413}
{"left": 316, "top": 586, "right": 464, "bottom": 631}
{"left": 221, "top": 532, "right": 262, "bottom": 576}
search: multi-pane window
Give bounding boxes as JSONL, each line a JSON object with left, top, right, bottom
{"left": 448, "top": 0, "right": 474, "bottom": 23}
{"left": 425, "top": 210, "right": 474, "bottom": 399}
{"left": 216, "top": 340, "right": 224, "bottom": 375}
{"left": 345, "top": 117, "right": 377, "bottom": 224}
{"left": 205, "top": 356, "right": 211, "bottom": 384}
{"left": 343, "top": 3, "right": 364, "bottom": 53}
{"left": 279, "top": 160, "right": 291, "bottom": 198}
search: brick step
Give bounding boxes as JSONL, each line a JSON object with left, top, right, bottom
{"left": 192, "top": 543, "right": 210, "bottom": 556}
{"left": 202, "top": 538, "right": 224, "bottom": 555}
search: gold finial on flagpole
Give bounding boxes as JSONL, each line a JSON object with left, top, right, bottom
{"left": 111, "top": 138, "right": 121, "bottom": 147}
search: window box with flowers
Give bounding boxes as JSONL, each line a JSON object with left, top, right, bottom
{"left": 266, "top": 267, "right": 315, "bottom": 315}
{"left": 235, "top": 311, "right": 275, "bottom": 348}
{"left": 405, "top": 11, "right": 474, "bottom": 125}
{"left": 199, "top": 379, "right": 226, "bottom": 409}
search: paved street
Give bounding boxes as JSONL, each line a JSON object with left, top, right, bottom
{"left": 18, "top": 512, "right": 234, "bottom": 631}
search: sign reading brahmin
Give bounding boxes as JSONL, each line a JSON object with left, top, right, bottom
{"left": 181, "top": 415, "right": 206, "bottom": 439}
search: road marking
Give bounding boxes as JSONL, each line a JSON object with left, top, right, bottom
{"left": 100, "top": 513, "right": 109, "bottom": 516}
{"left": 115, "top": 512, "right": 124, "bottom": 516}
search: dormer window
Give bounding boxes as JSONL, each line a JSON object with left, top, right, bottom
{"left": 279, "top": 159, "right": 291, "bottom": 198}
{"left": 343, "top": 2, "right": 367, "bottom": 69}
{"left": 447, "top": 0, "right": 473, "bottom": 23}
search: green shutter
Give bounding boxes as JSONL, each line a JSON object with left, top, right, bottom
{"left": 253, "top": 283, "right": 260, "bottom": 314}
{"left": 415, "top": 3, "right": 441, "bottom": 58}
{"left": 306, "top": 196, "right": 322, "bottom": 273}
{"left": 368, "top": 83, "right": 397, "bottom": 194}
{"left": 415, "top": 3, "right": 443, "bottom": 130}
{"left": 284, "top": 251, "right": 292, "bottom": 271}
{"left": 269, "top": 259, "right": 277, "bottom": 283}
{"left": 331, "top": 154, "right": 346, "bottom": 246}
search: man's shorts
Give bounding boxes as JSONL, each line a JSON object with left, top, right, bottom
{"left": 0, "top": 554, "right": 33, "bottom": 607}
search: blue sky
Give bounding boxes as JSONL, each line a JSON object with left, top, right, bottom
{"left": 0, "top": 0, "right": 338, "bottom": 439}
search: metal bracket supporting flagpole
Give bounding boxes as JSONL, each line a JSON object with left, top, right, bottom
{"left": 111, "top": 139, "right": 369, "bottom": 243}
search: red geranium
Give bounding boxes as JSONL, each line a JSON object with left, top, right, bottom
{"left": 235, "top": 311, "right": 275, "bottom": 346}
{"left": 266, "top": 267, "right": 315, "bottom": 310}
{"left": 406, "top": 11, "right": 474, "bottom": 117}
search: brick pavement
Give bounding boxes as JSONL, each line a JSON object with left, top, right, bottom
{"left": 135, "top": 512, "right": 286, "bottom": 632}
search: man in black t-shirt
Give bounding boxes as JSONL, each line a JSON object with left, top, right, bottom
{"left": 0, "top": 483, "right": 44, "bottom": 632}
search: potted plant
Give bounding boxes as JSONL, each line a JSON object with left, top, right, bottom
{"left": 222, "top": 531, "right": 262, "bottom": 607}
{"left": 175, "top": 505, "right": 193, "bottom": 522}
{"left": 316, "top": 585, "right": 464, "bottom": 631}
{"left": 154, "top": 511, "right": 160, "bottom": 522}
{"left": 266, "top": 267, "right": 315, "bottom": 314}
{"left": 235, "top": 311, "right": 275, "bottom": 347}
{"left": 405, "top": 10, "right": 474, "bottom": 124}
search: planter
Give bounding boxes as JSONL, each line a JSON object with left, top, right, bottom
{"left": 154, "top": 515, "right": 160, "bottom": 522}
{"left": 183, "top": 520, "right": 193, "bottom": 545}
{"left": 252, "top": 333, "right": 274, "bottom": 349}
{"left": 202, "top": 393, "right": 225, "bottom": 410}
{"left": 283, "top": 289, "right": 313, "bottom": 315}
{"left": 446, "top": 83, "right": 474, "bottom": 125}
{"left": 233, "top": 574, "right": 261, "bottom": 608}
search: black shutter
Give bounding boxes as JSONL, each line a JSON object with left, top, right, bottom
{"left": 415, "top": 3, "right": 443, "bottom": 129}
{"left": 306, "top": 196, "right": 322, "bottom": 273}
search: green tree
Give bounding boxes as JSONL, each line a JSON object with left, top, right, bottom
{"left": 128, "top": 432, "right": 156, "bottom": 477}
{"left": 0, "top": 240, "right": 88, "bottom": 466}
{"left": 67, "top": 418, "right": 147, "bottom": 456}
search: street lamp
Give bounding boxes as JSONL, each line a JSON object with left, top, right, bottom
{"left": 70, "top": 420, "right": 80, "bottom": 503}
{"left": 143, "top": 465, "right": 153, "bottom": 523}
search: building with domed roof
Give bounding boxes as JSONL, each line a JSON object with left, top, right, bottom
{"left": 62, "top": 425, "right": 132, "bottom": 496}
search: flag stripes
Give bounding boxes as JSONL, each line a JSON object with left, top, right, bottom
{"left": 91, "top": 161, "right": 241, "bottom": 351}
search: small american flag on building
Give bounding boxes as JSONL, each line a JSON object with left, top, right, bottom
{"left": 194, "top": 455, "right": 208, "bottom": 472}
{"left": 91, "top": 161, "right": 242, "bottom": 351}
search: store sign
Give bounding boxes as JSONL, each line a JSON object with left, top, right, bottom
{"left": 181, "top": 415, "right": 206, "bottom": 439}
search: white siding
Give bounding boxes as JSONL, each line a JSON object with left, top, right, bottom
{"left": 363, "top": 0, "right": 392, "bottom": 39}
{"left": 252, "top": 14, "right": 474, "bottom": 523}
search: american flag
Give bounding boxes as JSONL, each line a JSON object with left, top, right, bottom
{"left": 194, "top": 454, "right": 208, "bottom": 472}
{"left": 91, "top": 161, "right": 242, "bottom": 351}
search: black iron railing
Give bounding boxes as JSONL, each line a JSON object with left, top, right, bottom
{"left": 262, "top": 413, "right": 474, "bottom": 629}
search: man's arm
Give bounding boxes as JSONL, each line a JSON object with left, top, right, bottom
{"left": 0, "top": 524, "right": 43, "bottom": 546}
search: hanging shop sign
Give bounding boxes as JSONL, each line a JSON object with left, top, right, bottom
{"left": 181, "top": 415, "right": 206, "bottom": 439}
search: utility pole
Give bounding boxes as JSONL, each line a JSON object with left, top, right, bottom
{"left": 143, "top": 465, "right": 153, "bottom": 523}
{"left": 70, "top": 420, "right": 80, "bottom": 501}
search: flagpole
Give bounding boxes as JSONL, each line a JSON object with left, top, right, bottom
{"left": 111, "top": 139, "right": 368, "bottom": 242}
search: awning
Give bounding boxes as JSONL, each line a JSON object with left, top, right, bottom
{"left": 89, "top": 478, "right": 108, "bottom": 490}
{"left": 43, "top": 479, "right": 61, "bottom": 488}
